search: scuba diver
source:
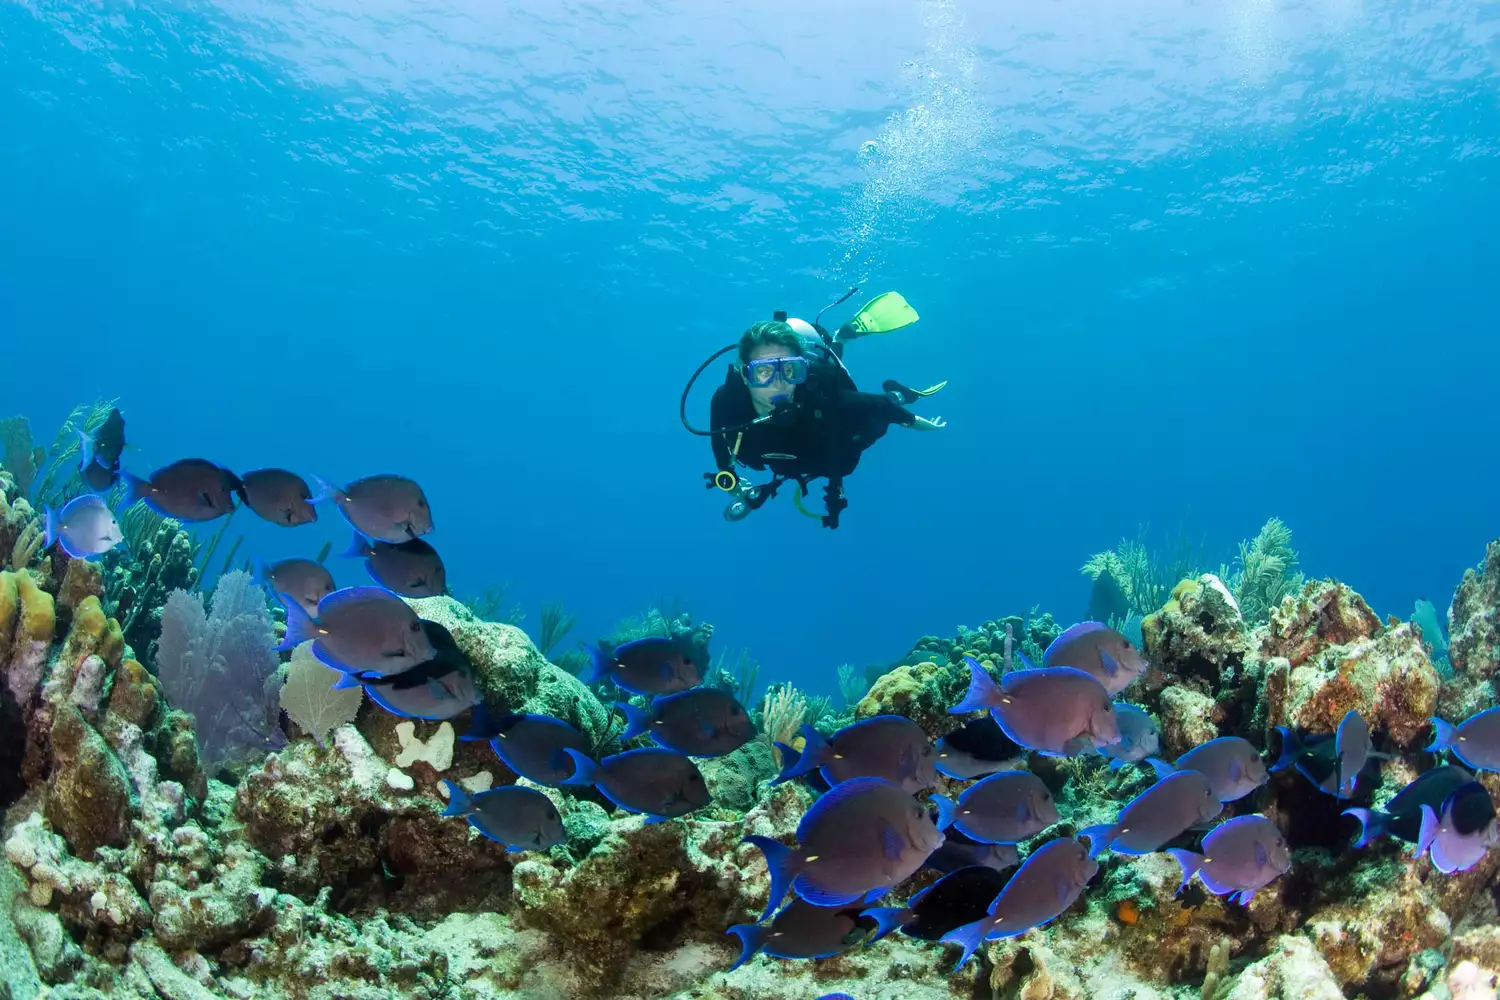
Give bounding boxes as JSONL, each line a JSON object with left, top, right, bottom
{"left": 680, "top": 289, "right": 947, "bottom": 529}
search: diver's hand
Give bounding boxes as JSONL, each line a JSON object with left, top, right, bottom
{"left": 911, "top": 415, "right": 947, "bottom": 431}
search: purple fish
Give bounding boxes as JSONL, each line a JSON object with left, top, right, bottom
{"left": 254, "top": 558, "right": 334, "bottom": 618}
{"left": 923, "top": 825, "right": 1020, "bottom": 876}
{"left": 236, "top": 468, "right": 322, "bottom": 527}
{"left": 1101, "top": 703, "right": 1160, "bottom": 771}
{"left": 342, "top": 534, "right": 447, "bottom": 598}
{"left": 77, "top": 408, "right": 125, "bottom": 493}
{"left": 1167, "top": 815, "right": 1291, "bottom": 906}
{"left": 775, "top": 715, "right": 938, "bottom": 793}
{"left": 440, "top": 780, "right": 565, "bottom": 853}
{"left": 616, "top": 688, "right": 754, "bottom": 758}
{"left": 1273, "top": 710, "right": 1378, "bottom": 799}
{"left": 1427, "top": 708, "right": 1500, "bottom": 773}
{"left": 1079, "top": 769, "right": 1222, "bottom": 858}
{"left": 481, "top": 712, "right": 593, "bottom": 785}
{"left": 277, "top": 585, "right": 436, "bottom": 675}
{"left": 1416, "top": 781, "right": 1498, "bottom": 874}
{"left": 932, "top": 770, "right": 1057, "bottom": 845}
{"left": 561, "top": 747, "right": 710, "bottom": 822}
{"left": 863, "top": 863, "right": 1012, "bottom": 944}
{"left": 587, "top": 636, "right": 704, "bottom": 696}
{"left": 743, "top": 776, "right": 948, "bottom": 920}
{"left": 123, "top": 458, "right": 239, "bottom": 521}
{"left": 43, "top": 495, "right": 122, "bottom": 559}
{"left": 950, "top": 655, "right": 1121, "bottom": 758}
{"left": 1043, "top": 621, "right": 1149, "bottom": 695}
{"left": 941, "top": 836, "right": 1098, "bottom": 970}
{"left": 1152, "top": 736, "right": 1268, "bottom": 802}
{"left": 725, "top": 898, "right": 870, "bottom": 970}
{"left": 317, "top": 473, "right": 433, "bottom": 543}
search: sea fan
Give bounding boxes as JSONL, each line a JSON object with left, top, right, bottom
{"left": 156, "top": 570, "right": 286, "bottom": 769}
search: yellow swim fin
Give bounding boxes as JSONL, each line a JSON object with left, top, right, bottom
{"left": 841, "top": 291, "right": 919, "bottom": 340}
{"left": 883, "top": 379, "right": 948, "bottom": 404}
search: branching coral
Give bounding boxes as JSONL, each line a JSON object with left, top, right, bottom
{"left": 1222, "top": 517, "right": 1304, "bottom": 625}
{"left": 760, "top": 684, "right": 807, "bottom": 765}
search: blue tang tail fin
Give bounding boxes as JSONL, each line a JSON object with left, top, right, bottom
{"left": 861, "top": 906, "right": 908, "bottom": 944}
{"left": 930, "top": 794, "right": 958, "bottom": 832}
{"left": 440, "top": 780, "right": 471, "bottom": 818}
{"left": 724, "top": 922, "right": 768, "bottom": 971}
{"left": 1145, "top": 757, "right": 1176, "bottom": 780}
{"left": 339, "top": 532, "right": 374, "bottom": 560}
{"left": 1425, "top": 717, "right": 1456, "bottom": 754}
{"left": 276, "top": 592, "right": 319, "bottom": 651}
{"left": 616, "top": 702, "right": 652, "bottom": 743}
{"left": 1078, "top": 823, "right": 1116, "bottom": 859}
{"left": 42, "top": 505, "right": 56, "bottom": 551}
{"left": 76, "top": 428, "right": 96, "bottom": 471}
{"left": 950, "top": 655, "right": 1002, "bottom": 715}
{"left": 1270, "top": 726, "right": 1303, "bottom": 773}
{"left": 558, "top": 748, "right": 602, "bottom": 787}
{"left": 940, "top": 915, "right": 993, "bottom": 972}
{"left": 461, "top": 702, "right": 499, "bottom": 742}
{"left": 1165, "top": 848, "right": 1204, "bottom": 894}
{"left": 585, "top": 644, "right": 613, "bottom": 684}
{"left": 1415, "top": 804, "right": 1440, "bottom": 858}
{"left": 121, "top": 470, "right": 152, "bottom": 509}
{"left": 1342, "top": 807, "right": 1388, "bottom": 849}
{"left": 742, "top": 834, "right": 799, "bottom": 922}
{"left": 307, "top": 475, "right": 334, "bottom": 505}
{"left": 773, "top": 725, "right": 830, "bottom": 784}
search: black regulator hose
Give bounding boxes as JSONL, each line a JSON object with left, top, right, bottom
{"left": 680, "top": 343, "right": 750, "bottom": 437}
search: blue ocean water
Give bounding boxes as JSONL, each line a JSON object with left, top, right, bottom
{"left": 2, "top": 0, "right": 1496, "bottom": 701}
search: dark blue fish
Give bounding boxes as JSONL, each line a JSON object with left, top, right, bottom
{"left": 342, "top": 534, "right": 447, "bottom": 598}
{"left": 316, "top": 473, "right": 433, "bottom": 543}
{"left": 775, "top": 715, "right": 937, "bottom": 794}
{"left": 932, "top": 770, "right": 1057, "bottom": 845}
{"left": 950, "top": 655, "right": 1121, "bottom": 758}
{"left": 1150, "top": 736, "right": 1269, "bottom": 803}
{"left": 616, "top": 688, "right": 754, "bottom": 757}
{"left": 1079, "top": 770, "right": 1222, "bottom": 858}
{"left": 1100, "top": 703, "right": 1159, "bottom": 771}
{"left": 123, "top": 458, "right": 240, "bottom": 521}
{"left": 940, "top": 836, "right": 1098, "bottom": 970}
{"left": 934, "top": 714, "right": 1024, "bottom": 780}
{"left": 43, "top": 495, "right": 122, "bottom": 559}
{"left": 1343, "top": 764, "right": 1474, "bottom": 847}
{"left": 479, "top": 711, "right": 592, "bottom": 785}
{"left": 334, "top": 622, "right": 479, "bottom": 721}
{"left": 725, "top": 898, "right": 871, "bottom": 970}
{"left": 440, "top": 780, "right": 565, "bottom": 853}
{"left": 1167, "top": 815, "right": 1291, "bottom": 906}
{"left": 1043, "top": 621, "right": 1149, "bottom": 694}
{"left": 587, "top": 636, "right": 704, "bottom": 696}
{"left": 77, "top": 408, "right": 125, "bottom": 493}
{"left": 863, "top": 864, "right": 1012, "bottom": 943}
{"left": 773, "top": 742, "right": 832, "bottom": 795}
{"left": 1416, "top": 781, "right": 1498, "bottom": 874}
{"left": 1272, "top": 710, "right": 1379, "bottom": 799}
{"left": 1427, "top": 708, "right": 1500, "bottom": 773}
{"left": 236, "top": 468, "right": 322, "bottom": 527}
{"left": 743, "top": 777, "right": 949, "bottom": 921}
{"left": 254, "top": 557, "right": 335, "bottom": 619}
{"left": 561, "top": 747, "right": 710, "bottom": 822}
{"left": 922, "top": 823, "right": 1020, "bottom": 876}
{"left": 277, "top": 586, "right": 436, "bottom": 675}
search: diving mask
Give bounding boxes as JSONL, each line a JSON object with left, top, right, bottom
{"left": 745, "top": 355, "right": 809, "bottom": 388}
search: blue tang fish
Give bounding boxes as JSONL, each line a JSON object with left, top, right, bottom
{"left": 440, "top": 780, "right": 565, "bottom": 853}
{"left": 236, "top": 468, "right": 322, "bottom": 527}
{"left": 743, "top": 776, "right": 948, "bottom": 921}
{"left": 1427, "top": 708, "right": 1500, "bottom": 773}
{"left": 934, "top": 714, "right": 1024, "bottom": 780}
{"left": 77, "top": 407, "right": 125, "bottom": 493}
{"left": 476, "top": 710, "right": 593, "bottom": 786}
{"left": 1416, "top": 781, "right": 1498, "bottom": 874}
{"left": 1100, "top": 703, "right": 1159, "bottom": 771}
{"left": 1343, "top": 764, "right": 1475, "bottom": 847}
{"left": 315, "top": 473, "right": 433, "bottom": 543}
{"left": 561, "top": 746, "right": 710, "bottom": 823}
{"left": 44, "top": 495, "right": 122, "bottom": 560}
{"left": 587, "top": 636, "right": 704, "bottom": 696}
{"left": 1272, "top": 710, "right": 1380, "bottom": 799}
{"left": 1150, "top": 736, "right": 1268, "bottom": 802}
{"left": 1043, "top": 621, "right": 1149, "bottom": 695}
{"left": 1167, "top": 814, "right": 1291, "bottom": 906}
{"left": 616, "top": 688, "right": 754, "bottom": 757}
{"left": 342, "top": 534, "right": 447, "bottom": 598}
{"left": 950, "top": 654, "right": 1121, "bottom": 758}
{"left": 775, "top": 715, "right": 938, "bottom": 794}
{"left": 277, "top": 586, "right": 435, "bottom": 676}
{"left": 122, "top": 458, "right": 239, "bottom": 521}
{"left": 931, "top": 770, "right": 1057, "bottom": 845}
{"left": 725, "top": 898, "right": 872, "bottom": 970}
{"left": 940, "top": 836, "right": 1098, "bottom": 970}
{"left": 1080, "top": 769, "right": 1222, "bottom": 859}
{"left": 863, "top": 863, "right": 1012, "bottom": 944}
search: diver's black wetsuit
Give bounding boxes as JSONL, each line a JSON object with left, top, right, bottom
{"left": 708, "top": 361, "right": 915, "bottom": 526}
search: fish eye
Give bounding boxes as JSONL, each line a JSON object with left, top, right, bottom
{"left": 409, "top": 621, "right": 421, "bottom": 632}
